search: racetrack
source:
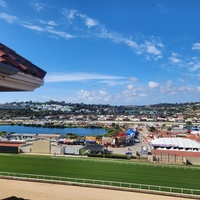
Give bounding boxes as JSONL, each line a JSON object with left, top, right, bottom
{"left": 0, "top": 179, "right": 189, "bottom": 200}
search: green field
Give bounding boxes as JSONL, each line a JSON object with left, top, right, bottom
{"left": 0, "top": 154, "right": 199, "bottom": 190}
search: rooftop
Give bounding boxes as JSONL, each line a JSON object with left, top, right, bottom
{"left": 0, "top": 43, "right": 46, "bottom": 91}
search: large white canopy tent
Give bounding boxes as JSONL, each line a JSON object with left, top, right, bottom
{"left": 151, "top": 138, "right": 200, "bottom": 151}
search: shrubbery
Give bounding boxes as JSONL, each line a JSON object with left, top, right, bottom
{"left": 87, "top": 153, "right": 128, "bottom": 159}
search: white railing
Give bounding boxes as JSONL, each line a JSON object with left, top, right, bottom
{"left": 0, "top": 171, "right": 199, "bottom": 197}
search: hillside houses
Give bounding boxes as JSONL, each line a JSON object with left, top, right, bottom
{"left": 1, "top": 101, "right": 200, "bottom": 124}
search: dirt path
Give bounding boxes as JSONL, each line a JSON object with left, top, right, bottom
{"left": 0, "top": 179, "right": 188, "bottom": 200}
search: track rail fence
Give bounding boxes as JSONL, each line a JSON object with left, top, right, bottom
{"left": 0, "top": 171, "right": 200, "bottom": 197}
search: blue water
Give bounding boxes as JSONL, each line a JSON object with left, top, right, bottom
{"left": 0, "top": 125, "right": 107, "bottom": 136}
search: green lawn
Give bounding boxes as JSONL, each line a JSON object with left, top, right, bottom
{"left": 0, "top": 154, "right": 199, "bottom": 190}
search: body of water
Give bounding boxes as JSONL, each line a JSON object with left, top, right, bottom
{"left": 0, "top": 125, "right": 107, "bottom": 136}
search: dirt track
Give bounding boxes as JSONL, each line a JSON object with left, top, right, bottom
{"left": 0, "top": 179, "right": 189, "bottom": 200}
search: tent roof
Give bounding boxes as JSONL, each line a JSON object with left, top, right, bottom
{"left": 151, "top": 137, "right": 200, "bottom": 149}
{"left": 125, "top": 128, "right": 135, "bottom": 134}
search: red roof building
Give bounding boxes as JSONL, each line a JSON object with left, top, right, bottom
{"left": 0, "top": 141, "right": 24, "bottom": 147}
{"left": 0, "top": 141, "right": 23, "bottom": 153}
{"left": 0, "top": 43, "right": 46, "bottom": 91}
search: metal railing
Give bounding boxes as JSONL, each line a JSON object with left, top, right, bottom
{"left": 0, "top": 171, "right": 199, "bottom": 197}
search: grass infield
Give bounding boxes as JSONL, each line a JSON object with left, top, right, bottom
{"left": 0, "top": 154, "right": 199, "bottom": 190}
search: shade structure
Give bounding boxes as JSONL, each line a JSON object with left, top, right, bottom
{"left": 151, "top": 137, "right": 200, "bottom": 149}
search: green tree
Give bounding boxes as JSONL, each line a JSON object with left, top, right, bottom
{"left": 167, "top": 126, "right": 172, "bottom": 131}
{"left": 148, "top": 126, "right": 156, "bottom": 132}
{"left": 186, "top": 121, "right": 192, "bottom": 131}
{"left": 0, "top": 131, "right": 6, "bottom": 136}
{"left": 161, "top": 124, "right": 166, "bottom": 130}
{"left": 66, "top": 133, "right": 78, "bottom": 139}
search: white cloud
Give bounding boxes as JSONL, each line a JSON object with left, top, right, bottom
{"left": 0, "top": 13, "right": 17, "bottom": 23}
{"left": 137, "top": 39, "right": 163, "bottom": 60}
{"left": 118, "top": 37, "right": 138, "bottom": 48}
{"left": 101, "top": 31, "right": 166, "bottom": 62}
{"left": 166, "top": 80, "right": 173, "bottom": 87}
{"left": 45, "top": 73, "right": 125, "bottom": 83}
{"left": 196, "top": 86, "right": 200, "bottom": 92}
{"left": 148, "top": 81, "right": 160, "bottom": 88}
{"left": 123, "top": 89, "right": 137, "bottom": 97}
{"left": 164, "top": 53, "right": 200, "bottom": 76}
{"left": 21, "top": 22, "right": 74, "bottom": 39}
{"left": 40, "top": 20, "right": 57, "bottom": 26}
{"left": 76, "top": 89, "right": 112, "bottom": 103}
{"left": 0, "top": 0, "right": 6, "bottom": 7}
{"left": 53, "top": 80, "right": 200, "bottom": 104}
{"left": 99, "top": 90, "right": 109, "bottom": 96}
{"left": 158, "top": 80, "right": 200, "bottom": 96}
{"left": 169, "top": 56, "right": 181, "bottom": 64}
{"left": 62, "top": 8, "right": 98, "bottom": 28}
{"left": 197, "top": 74, "right": 200, "bottom": 80}
{"left": 192, "top": 43, "right": 200, "bottom": 50}
{"left": 146, "top": 43, "right": 161, "bottom": 55}
{"left": 85, "top": 17, "right": 98, "bottom": 28}
{"left": 99, "top": 90, "right": 112, "bottom": 101}
{"left": 178, "top": 86, "right": 193, "bottom": 92}
{"left": 99, "top": 80, "right": 126, "bottom": 86}
{"left": 0, "top": 10, "right": 75, "bottom": 39}
{"left": 168, "top": 52, "right": 182, "bottom": 64}
{"left": 62, "top": 9, "right": 77, "bottom": 22}
{"left": 139, "top": 93, "right": 147, "bottom": 97}
{"left": 46, "top": 27, "right": 74, "bottom": 39}
{"left": 21, "top": 23, "right": 44, "bottom": 31}
{"left": 78, "top": 12, "right": 99, "bottom": 28}
{"left": 77, "top": 90, "right": 92, "bottom": 98}
{"left": 160, "top": 80, "right": 177, "bottom": 95}
{"left": 186, "top": 57, "right": 200, "bottom": 73}
{"left": 33, "top": 2, "right": 44, "bottom": 12}
{"left": 97, "top": 29, "right": 138, "bottom": 49}
{"left": 157, "top": 42, "right": 164, "bottom": 48}
{"left": 126, "top": 84, "right": 134, "bottom": 90}
{"left": 60, "top": 8, "right": 164, "bottom": 61}
{"left": 0, "top": 6, "right": 163, "bottom": 61}
{"left": 130, "top": 77, "right": 138, "bottom": 82}
{"left": 122, "top": 83, "right": 147, "bottom": 101}
{"left": 190, "top": 63, "right": 200, "bottom": 72}
{"left": 76, "top": 90, "right": 96, "bottom": 102}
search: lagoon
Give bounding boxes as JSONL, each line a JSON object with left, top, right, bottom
{"left": 0, "top": 125, "right": 107, "bottom": 136}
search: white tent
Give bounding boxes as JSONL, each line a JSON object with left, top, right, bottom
{"left": 151, "top": 138, "right": 200, "bottom": 150}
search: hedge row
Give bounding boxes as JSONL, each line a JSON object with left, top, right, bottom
{"left": 87, "top": 153, "right": 128, "bottom": 159}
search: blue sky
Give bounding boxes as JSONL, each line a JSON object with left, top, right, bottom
{"left": 1, "top": 0, "right": 200, "bottom": 105}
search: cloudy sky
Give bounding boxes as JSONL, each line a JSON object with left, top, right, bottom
{"left": 1, "top": 0, "right": 200, "bottom": 105}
